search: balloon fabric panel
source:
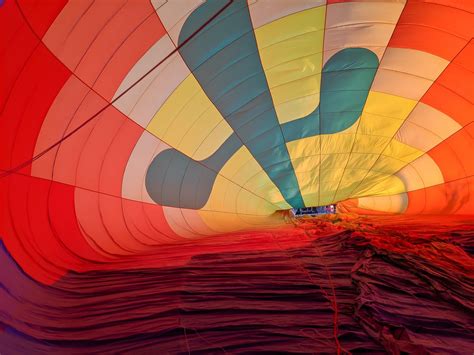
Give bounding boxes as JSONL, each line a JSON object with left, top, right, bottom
{"left": 0, "top": 0, "right": 473, "bottom": 353}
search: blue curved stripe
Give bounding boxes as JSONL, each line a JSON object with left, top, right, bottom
{"left": 178, "top": 0, "right": 305, "bottom": 208}
{"left": 145, "top": 1, "right": 379, "bottom": 210}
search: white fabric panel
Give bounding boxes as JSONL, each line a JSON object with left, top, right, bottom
{"left": 155, "top": 0, "right": 204, "bottom": 44}
{"left": 396, "top": 154, "right": 444, "bottom": 191}
{"left": 113, "top": 36, "right": 190, "bottom": 127}
{"left": 358, "top": 193, "right": 408, "bottom": 213}
{"left": 122, "top": 131, "right": 169, "bottom": 202}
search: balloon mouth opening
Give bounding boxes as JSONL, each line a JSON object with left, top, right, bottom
{"left": 290, "top": 204, "right": 338, "bottom": 217}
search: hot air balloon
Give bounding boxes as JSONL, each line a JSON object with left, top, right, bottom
{"left": 0, "top": 0, "right": 473, "bottom": 353}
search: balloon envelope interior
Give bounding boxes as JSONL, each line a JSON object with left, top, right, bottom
{"left": 0, "top": 1, "right": 473, "bottom": 352}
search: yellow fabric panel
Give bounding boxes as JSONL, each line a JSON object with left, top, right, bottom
{"left": 363, "top": 91, "right": 417, "bottom": 120}
{"left": 197, "top": 210, "right": 284, "bottom": 234}
{"left": 384, "top": 139, "right": 424, "bottom": 163}
{"left": 338, "top": 168, "right": 373, "bottom": 187}
{"left": 287, "top": 135, "right": 320, "bottom": 159}
{"left": 333, "top": 169, "right": 405, "bottom": 202}
{"left": 358, "top": 91, "right": 417, "bottom": 139}
{"left": 353, "top": 135, "right": 391, "bottom": 154}
{"left": 333, "top": 141, "right": 423, "bottom": 201}
{"left": 352, "top": 174, "right": 406, "bottom": 198}
{"left": 330, "top": 93, "right": 419, "bottom": 202}
{"left": 346, "top": 153, "right": 379, "bottom": 170}
{"left": 193, "top": 120, "right": 232, "bottom": 159}
{"left": 372, "top": 156, "right": 415, "bottom": 176}
{"left": 359, "top": 113, "right": 405, "bottom": 137}
{"left": 243, "top": 169, "right": 293, "bottom": 210}
{"left": 213, "top": 146, "right": 290, "bottom": 210}
{"left": 358, "top": 141, "right": 424, "bottom": 193}
{"left": 201, "top": 175, "right": 274, "bottom": 216}
{"left": 196, "top": 146, "right": 290, "bottom": 233}
{"left": 291, "top": 157, "right": 321, "bottom": 207}
{"left": 146, "top": 74, "right": 233, "bottom": 160}
{"left": 333, "top": 172, "right": 367, "bottom": 202}
{"left": 320, "top": 153, "right": 349, "bottom": 186}
{"left": 287, "top": 124, "right": 358, "bottom": 206}
{"left": 316, "top": 125, "right": 359, "bottom": 205}
{"left": 286, "top": 136, "right": 319, "bottom": 206}
{"left": 292, "top": 155, "right": 321, "bottom": 174}
{"left": 254, "top": 6, "right": 325, "bottom": 124}
{"left": 300, "top": 193, "right": 319, "bottom": 207}
{"left": 320, "top": 184, "right": 342, "bottom": 206}
{"left": 356, "top": 141, "right": 424, "bottom": 195}
{"left": 320, "top": 169, "right": 346, "bottom": 184}
{"left": 292, "top": 161, "right": 359, "bottom": 207}
{"left": 321, "top": 153, "right": 351, "bottom": 171}
{"left": 320, "top": 131, "right": 357, "bottom": 154}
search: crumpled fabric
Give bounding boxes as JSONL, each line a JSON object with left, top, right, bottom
{"left": 0, "top": 215, "right": 473, "bottom": 354}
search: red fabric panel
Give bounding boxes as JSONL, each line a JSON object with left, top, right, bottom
{"left": 7, "top": 45, "right": 70, "bottom": 174}
{"left": 0, "top": 0, "right": 38, "bottom": 110}
{"left": 15, "top": 0, "right": 67, "bottom": 37}
{"left": 0, "top": 175, "right": 67, "bottom": 284}
{"left": 0, "top": 1, "right": 71, "bottom": 174}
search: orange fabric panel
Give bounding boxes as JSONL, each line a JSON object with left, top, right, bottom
{"left": 404, "top": 189, "right": 426, "bottom": 214}
{"left": 337, "top": 199, "right": 358, "bottom": 213}
{"left": 422, "top": 82, "right": 474, "bottom": 126}
{"left": 406, "top": 176, "right": 474, "bottom": 214}
{"left": 337, "top": 199, "right": 396, "bottom": 215}
{"left": 422, "top": 0, "right": 474, "bottom": 13}
{"left": 429, "top": 126, "right": 474, "bottom": 182}
{"left": 421, "top": 41, "right": 474, "bottom": 127}
{"left": 453, "top": 40, "right": 474, "bottom": 70}
{"left": 437, "top": 62, "right": 474, "bottom": 105}
{"left": 389, "top": 1, "right": 473, "bottom": 60}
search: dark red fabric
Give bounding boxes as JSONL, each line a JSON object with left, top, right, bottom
{"left": 0, "top": 215, "right": 472, "bottom": 354}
